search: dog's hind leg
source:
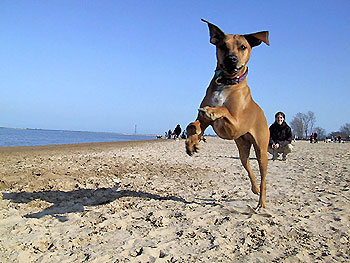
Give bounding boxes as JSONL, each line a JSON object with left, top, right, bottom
{"left": 252, "top": 136, "right": 268, "bottom": 209}
{"left": 235, "top": 134, "right": 260, "bottom": 195}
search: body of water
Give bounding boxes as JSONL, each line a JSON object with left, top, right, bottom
{"left": 0, "top": 128, "right": 156, "bottom": 147}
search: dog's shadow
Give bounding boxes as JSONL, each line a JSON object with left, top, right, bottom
{"left": 199, "top": 155, "right": 257, "bottom": 161}
{"left": 2, "top": 184, "right": 193, "bottom": 222}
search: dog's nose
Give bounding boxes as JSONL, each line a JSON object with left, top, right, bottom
{"left": 226, "top": 55, "right": 238, "bottom": 63}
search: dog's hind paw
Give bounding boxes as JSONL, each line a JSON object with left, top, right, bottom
{"left": 251, "top": 185, "right": 260, "bottom": 195}
{"left": 247, "top": 205, "right": 272, "bottom": 217}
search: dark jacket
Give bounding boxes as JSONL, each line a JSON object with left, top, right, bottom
{"left": 269, "top": 121, "right": 292, "bottom": 147}
{"left": 174, "top": 125, "right": 182, "bottom": 136}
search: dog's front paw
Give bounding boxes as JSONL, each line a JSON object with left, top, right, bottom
{"left": 185, "top": 121, "right": 202, "bottom": 156}
{"left": 185, "top": 136, "right": 200, "bottom": 156}
{"left": 198, "top": 107, "right": 219, "bottom": 121}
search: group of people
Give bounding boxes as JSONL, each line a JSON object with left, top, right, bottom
{"left": 310, "top": 132, "right": 318, "bottom": 143}
{"left": 165, "top": 124, "right": 186, "bottom": 140}
{"left": 329, "top": 136, "right": 343, "bottom": 143}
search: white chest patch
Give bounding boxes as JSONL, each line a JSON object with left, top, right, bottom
{"left": 210, "top": 88, "right": 228, "bottom": 107}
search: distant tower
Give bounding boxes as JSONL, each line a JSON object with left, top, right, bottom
{"left": 134, "top": 124, "right": 137, "bottom": 134}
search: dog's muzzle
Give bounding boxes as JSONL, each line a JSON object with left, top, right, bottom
{"left": 222, "top": 55, "right": 242, "bottom": 75}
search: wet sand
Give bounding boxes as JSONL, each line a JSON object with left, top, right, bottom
{"left": 0, "top": 138, "right": 349, "bottom": 262}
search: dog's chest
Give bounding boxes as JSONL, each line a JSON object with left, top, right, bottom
{"left": 209, "top": 86, "right": 228, "bottom": 107}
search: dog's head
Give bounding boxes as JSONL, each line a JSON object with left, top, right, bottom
{"left": 202, "top": 19, "right": 269, "bottom": 77}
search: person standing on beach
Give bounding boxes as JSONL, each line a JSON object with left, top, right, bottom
{"left": 173, "top": 124, "right": 182, "bottom": 139}
{"left": 167, "top": 129, "right": 172, "bottom": 139}
{"left": 310, "top": 133, "right": 314, "bottom": 143}
{"left": 268, "top": 112, "right": 293, "bottom": 161}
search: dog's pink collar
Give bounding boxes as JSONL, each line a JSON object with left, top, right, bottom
{"left": 215, "top": 68, "right": 248, "bottom": 85}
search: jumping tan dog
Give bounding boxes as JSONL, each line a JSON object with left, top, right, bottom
{"left": 186, "top": 19, "right": 270, "bottom": 209}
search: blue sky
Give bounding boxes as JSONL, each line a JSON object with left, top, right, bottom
{"left": 1, "top": 1, "right": 349, "bottom": 135}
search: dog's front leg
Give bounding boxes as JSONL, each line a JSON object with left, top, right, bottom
{"left": 185, "top": 119, "right": 209, "bottom": 156}
{"left": 198, "top": 106, "right": 231, "bottom": 121}
{"left": 198, "top": 106, "right": 239, "bottom": 140}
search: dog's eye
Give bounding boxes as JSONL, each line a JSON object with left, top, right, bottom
{"left": 219, "top": 44, "right": 229, "bottom": 51}
{"left": 240, "top": 45, "right": 247, "bottom": 50}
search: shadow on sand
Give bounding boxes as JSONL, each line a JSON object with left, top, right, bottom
{"left": 199, "top": 155, "right": 257, "bottom": 161}
{"left": 2, "top": 184, "right": 198, "bottom": 222}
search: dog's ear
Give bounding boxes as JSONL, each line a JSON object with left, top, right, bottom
{"left": 244, "top": 31, "right": 270, "bottom": 47}
{"left": 201, "top": 19, "right": 225, "bottom": 45}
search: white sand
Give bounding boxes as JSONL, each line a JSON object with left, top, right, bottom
{"left": 0, "top": 138, "right": 349, "bottom": 262}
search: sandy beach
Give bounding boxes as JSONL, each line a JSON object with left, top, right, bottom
{"left": 0, "top": 138, "right": 349, "bottom": 262}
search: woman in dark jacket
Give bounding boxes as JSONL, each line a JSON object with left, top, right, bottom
{"left": 268, "top": 112, "right": 293, "bottom": 161}
{"left": 174, "top": 124, "right": 182, "bottom": 139}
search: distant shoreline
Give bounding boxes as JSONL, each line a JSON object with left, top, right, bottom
{"left": 0, "top": 127, "right": 156, "bottom": 137}
{"left": 0, "top": 138, "right": 165, "bottom": 153}
{"left": 0, "top": 127, "right": 158, "bottom": 148}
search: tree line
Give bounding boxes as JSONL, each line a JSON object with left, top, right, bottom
{"left": 289, "top": 111, "right": 350, "bottom": 140}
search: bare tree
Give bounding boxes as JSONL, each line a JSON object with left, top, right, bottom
{"left": 340, "top": 123, "right": 350, "bottom": 136}
{"left": 307, "top": 111, "right": 316, "bottom": 135}
{"left": 314, "top": 127, "right": 326, "bottom": 140}
{"left": 301, "top": 111, "right": 316, "bottom": 138}
{"left": 290, "top": 111, "right": 316, "bottom": 138}
{"left": 290, "top": 113, "right": 304, "bottom": 139}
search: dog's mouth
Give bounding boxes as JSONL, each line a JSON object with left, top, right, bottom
{"left": 220, "top": 64, "right": 244, "bottom": 76}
